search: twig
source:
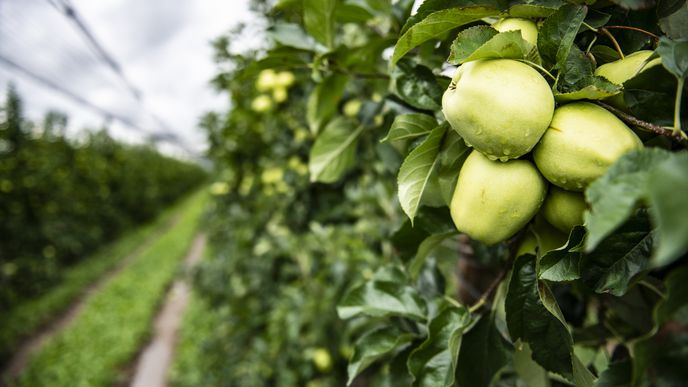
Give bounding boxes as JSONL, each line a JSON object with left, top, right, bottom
{"left": 604, "top": 25, "right": 660, "bottom": 41}
{"left": 600, "top": 28, "right": 624, "bottom": 59}
{"left": 468, "top": 266, "right": 509, "bottom": 313}
{"left": 595, "top": 101, "right": 688, "bottom": 143}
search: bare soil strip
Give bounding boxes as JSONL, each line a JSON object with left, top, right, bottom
{"left": 129, "top": 233, "right": 207, "bottom": 387}
{"left": 0, "top": 213, "right": 182, "bottom": 385}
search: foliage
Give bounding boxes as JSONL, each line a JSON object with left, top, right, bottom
{"left": 184, "top": 0, "right": 688, "bottom": 385}
{"left": 0, "top": 200, "right": 179, "bottom": 364}
{"left": 0, "top": 86, "right": 207, "bottom": 312}
{"left": 15, "top": 192, "right": 207, "bottom": 387}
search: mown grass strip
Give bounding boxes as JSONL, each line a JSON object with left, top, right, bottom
{"left": 0, "top": 197, "right": 183, "bottom": 363}
{"left": 14, "top": 191, "right": 207, "bottom": 387}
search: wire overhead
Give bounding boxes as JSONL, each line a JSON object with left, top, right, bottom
{"left": 0, "top": 0, "right": 195, "bottom": 156}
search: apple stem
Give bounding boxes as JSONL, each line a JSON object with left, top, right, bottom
{"left": 674, "top": 77, "right": 685, "bottom": 136}
{"left": 600, "top": 28, "right": 625, "bottom": 60}
{"left": 517, "top": 60, "right": 556, "bottom": 82}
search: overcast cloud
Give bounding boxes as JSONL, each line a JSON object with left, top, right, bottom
{"left": 0, "top": 0, "right": 258, "bottom": 156}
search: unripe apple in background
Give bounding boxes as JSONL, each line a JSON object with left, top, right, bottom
{"left": 541, "top": 186, "right": 586, "bottom": 233}
{"left": 492, "top": 17, "right": 539, "bottom": 45}
{"left": 272, "top": 87, "right": 288, "bottom": 103}
{"left": 256, "top": 69, "right": 276, "bottom": 92}
{"left": 442, "top": 59, "right": 554, "bottom": 160}
{"left": 533, "top": 102, "right": 642, "bottom": 191}
{"left": 251, "top": 95, "right": 273, "bottom": 112}
{"left": 275, "top": 71, "right": 296, "bottom": 88}
{"left": 594, "top": 50, "right": 661, "bottom": 108}
{"left": 450, "top": 151, "right": 547, "bottom": 245}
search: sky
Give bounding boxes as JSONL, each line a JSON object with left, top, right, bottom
{"left": 0, "top": 0, "right": 259, "bottom": 157}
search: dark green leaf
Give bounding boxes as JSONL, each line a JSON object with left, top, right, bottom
{"left": 555, "top": 77, "right": 622, "bottom": 102}
{"left": 506, "top": 254, "right": 573, "bottom": 378}
{"left": 659, "top": 1, "right": 688, "bottom": 39}
{"left": 303, "top": 0, "right": 335, "bottom": 48}
{"left": 338, "top": 266, "right": 428, "bottom": 321}
{"left": 597, "top": 357, "right": 632, "bottom": 387}
{"left": 307, "top": 74, "right": 348, "bottom": 135}
{"left": 582, "top": 212, "right": 654, "bottom": 296}
{"left": 407, "top": 304, "right": 472, "bottom": 387}
{"left": 512, "top": 341, "right": 549, "bottom": 387}
{"left": 309, "top": 118, "right": 364, "bottom": 183}
{"left": 436, "top": 130, "right": 470, "bottom": 205}
{"left": 382, "top": 114, "right": 438, "bottom": 143}
{"left": 647, "top": 151, "right": 688, "bottom": 267}
{"left": 347, "top": 327, "right": 417, "bottom": 385}
{"left": 610, "top": 0, "right": 655, "bottom": 9}
{"left": 456, "top": 314, "right": 512, "bottom": 387}
{"left": 539, "top": 226, "right": 586, "bottom": 282}
{"left": 585, "top": 148, "right": 669, "bottom": 251}
{"left": 447, "top": 26, "right": 498, "bottom": 64}
{"left": 268, "top": 23, "right": 325, "bottom": 52}
{"left": 392, "top": 7, "right": 500, "bottom": 65}
{"left": 507, "top": 2, "right": 562, "bottom": 18}
{"left": 656, "top": 266, "right": 688, "bottom": 324}
{"left": 391, "top": 60, "right": 444, "bottom": 110}
{"left": 398, "top": 125, "right": 447, "bottom": 223}
{"left": 408, "top": 231, "right": 458, "bottom": 280}
{"left": 656, "top": 37, "right": 688, "bottom": 79}
{"left": 538, "top": 4, "right": 587, "bottom": 69}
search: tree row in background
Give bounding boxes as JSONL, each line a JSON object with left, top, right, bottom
{"left": 0, "top": 86, "right": 207, "bottom": 311}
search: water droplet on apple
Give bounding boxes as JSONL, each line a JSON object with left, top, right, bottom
{"left": 487, "top": 154, "right": 498, "bottom": 161}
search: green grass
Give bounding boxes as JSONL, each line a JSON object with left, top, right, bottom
{"left": 14, "top": 191, "right": 207, "bottom": 387}
{"left": 0, "top": 198, "right": 182, "bottom": 363}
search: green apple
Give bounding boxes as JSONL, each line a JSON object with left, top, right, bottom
{"left": 541, "top": 186, "right": 586, "bottom": 233}
{"left": 251, "top": 95, "right": 273, "bottom": 112}
{"left": 516, "top": 216, "right": 568, "bottom": 256}
{"left": 256, "top": 69, "right": 276, "bottom": 92}
{"left": 533, "top": 102, "right": 642, "bottom": 191}
{"left": 595, "top": 50, "right": 662, "bottom": 108}
{"left": 450, "top": 150, "right": 547, "bottom": 245}
{"left": 595, "top": 50, "right": 661, "bottom": 85}
{"left": 442, "top": 59, "right": 554, "bottom": 160}
{"left": 275, "top": 71, "right": 296, "bottom": 88}
{"left": 272, "top": 87, "right": 288, "bottom": 103}
{"left": 492, "top": 18, "right": 539, "bottom": 46}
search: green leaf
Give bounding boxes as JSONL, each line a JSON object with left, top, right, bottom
{"left": 347, "top": 327, "right": 417, "bottom": 386}
{"left": 656, "top": 37, "right": 688, "bottom": 79}
{"left": 309, "top": 118, "right": 364, "bottom": 183}
{"left": 407, "top": 304, "right": 472, "bottom": 387}
{"left": 302, "top": 0, "right": 335, "bottom": 48}
{"left": 582, "top": 212, "right": 654, "bottom": 296}
{"left": 268, "top": 23, "right": 326, "bottom": 52}
{"left": 392, "top": 7, "right": 500, "bottom": 65}
{"left": 538, "top": 4, "right": 587, "bottom": 69}
{"left": 659, "top": 2, "right": 688, "bottom": 39}
{"left": 398, "top": 125, "right": 447, "bottom": 223}
{"left": 436, "top": 130, "right": 470, "bottom": 205}
{"left": 554, "top": 76, "right": 622, "bottom": 102}
{"left": 382, "top": 113, "right": 437, "bottom": 143}
{"left": 539, "top": 226, "right": 586, "bottom": 282}
{"left": 597, "top": 357, "right": 632, "bottom": 387}
{"left": 508, "top": 2, "right": 562, "bottom": 18}
{"left": 513, "top": 341, "right": 550, "bottom": 387}
{"left": 391, "top": 60, "right": 444, "bottom": 110}
{"left": 573, "top": 354, "right": 597, "bottom": 387}
{"left": 307, "top": 74, "right": 348, "bottom": 135}
{"left": 585, "top": 148, "right": 669, "bottom": 251}
{"left": 338, "top": 266, "right": 428, "bottom": 321}
{"left": 408, "top": 231, "right": 458, "bottom": 280}
{"left": 656, "top": 266, "right": 688, "bottom": 325}
{"left": 456, "top": 314, "right": 513, "bottom": 387}
{"left": 506, "top": 254, "right": 573, "bottom": 378}
{"left": 447, "top": 25, "right": 498, "bottom": 65}
{"left": 647, "top": 152, "right": 688, "bottom": 267}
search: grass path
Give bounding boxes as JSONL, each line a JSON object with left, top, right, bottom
{"left": 8, "top": 191, "right": 207, "bottom": 387}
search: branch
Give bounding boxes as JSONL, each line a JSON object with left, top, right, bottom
{"left": 468, "top": 266, "right": 508, "bottom": 313}
{"left": 595, "top": 101, "right": 688, "bottom": 144}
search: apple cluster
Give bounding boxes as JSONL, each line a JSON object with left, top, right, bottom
{"left": 443, "top": 18, "right": 644, "bottom": 247}
{"left": 251, "top": 69, "right": 296, "bottom": 112}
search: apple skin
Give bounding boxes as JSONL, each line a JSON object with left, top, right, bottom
{"left": 541, "top": 186, "right": 586, "bottom": 233}
{"left": 450, "top": 150, "right": 547, "bottom": 245}
{"left": 442, "top": 59, "right": 554, "bottom": 161}
{"left": 533, "top": 102, "right": 642, "bottom": 191}
{"left": 516, "top": 216, "right": 568, "bottom": 256}
{"left": 492, "top": 18, "right": 539, "bottom": 46}
{"left": 595, "top": 50, "right": 662, "bottom": 108}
